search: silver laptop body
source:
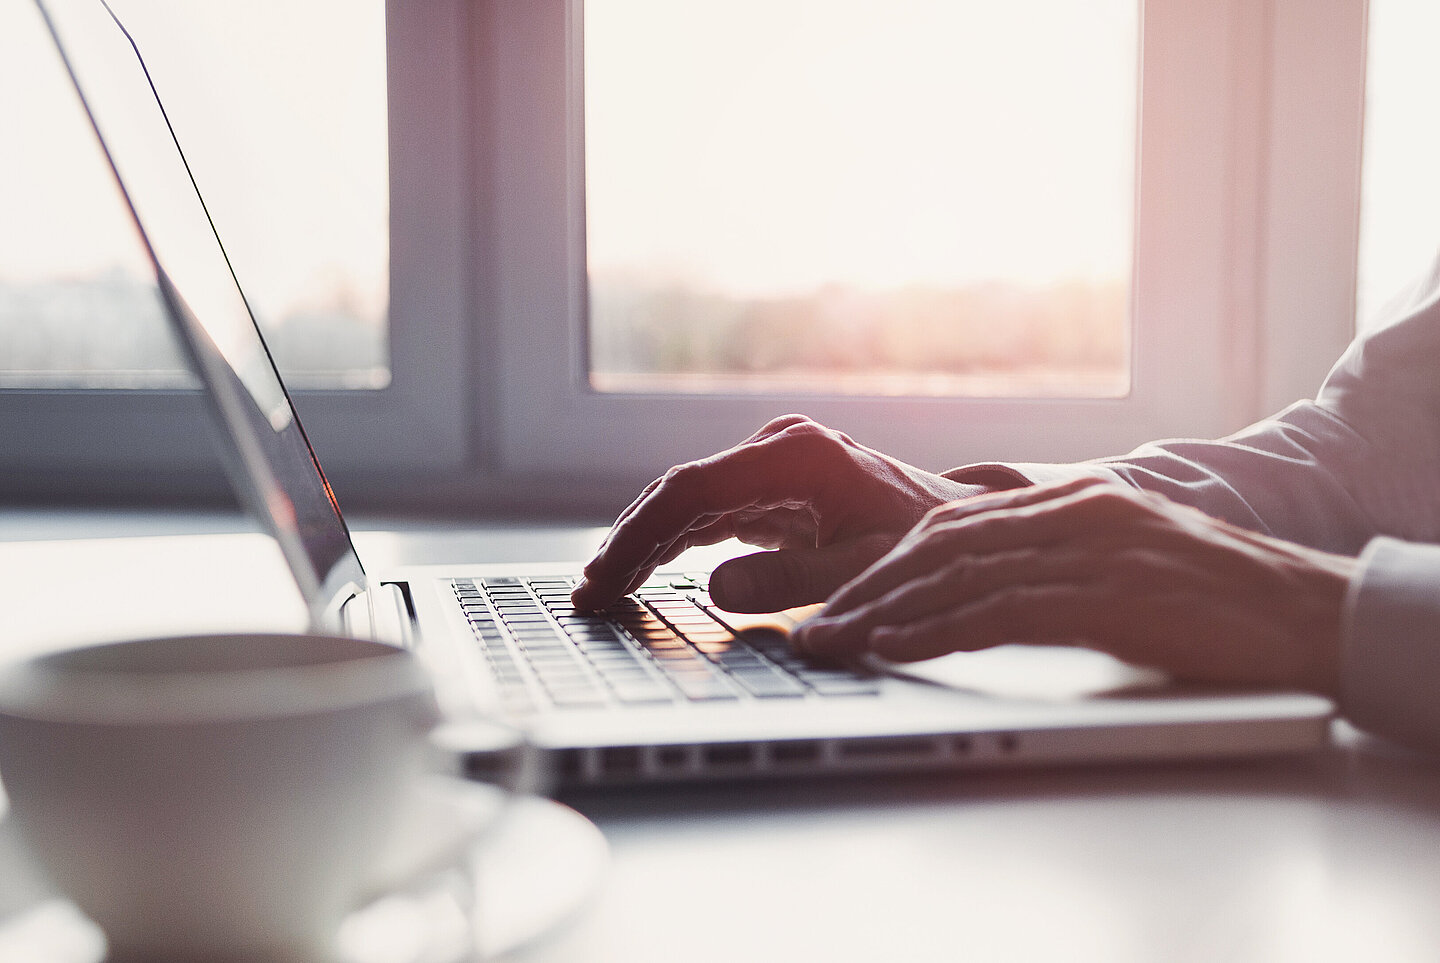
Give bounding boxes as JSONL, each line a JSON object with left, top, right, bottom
{"left": 35, "top": 0, "right": 1334, "bottom": 787}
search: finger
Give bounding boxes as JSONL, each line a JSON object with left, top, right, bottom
{"left": 852, "top": 545, "right": 1212, "bottom": 664}
{"left": 710, "top": 535, "right": 898, "bottom": 613}
{"left": 820, "top": 481, "right": 1142, "bottom": 620}
{"left": 581, "top": 428, "right": 834, "bottom": 605}
{"left": 795, "top": 547, "right": 1070, "bottom": 656}
{"left": 575, "top": 512, "right": 734, "bottom": 609}
{"left": 822, "top": 479, "right": 1104, "bottom": 616}
{"left": 672, "top": 506, "right": 819, "bottom": 557}
{"left": 915, "top": 475, "right": 1107, "bottom": 530}
{"left": 577, "top": 420, "right": 815, "bottom": 603}
{"left": 599, "top": 416, "right": 809, "bottom": 539}
{"left": 867, "top": 583, "right": 1099, "bottom": 662}
{"left": 583, "top": 474, "right": 665, "bottom": 574}
{"left": 609, "top": 519, "right": 755, "bottom": 601}
{"left": 893, "top": 476, "right": 1108, "bottom": 558}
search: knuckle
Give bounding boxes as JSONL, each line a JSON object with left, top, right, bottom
{"left": 760, "top": 413, "right": 814, "bottom": 435}
{"left": 1080, "top": 483, "right": 1144, "bottom": 516}
{"left": 923, "top": 499, "right": 972, "bottom": 526}
{"left": 660, "top": 460, "right": 706, "bottom": 491}
{"left": 777, "top": 419, "right": 849, "bottom": 458}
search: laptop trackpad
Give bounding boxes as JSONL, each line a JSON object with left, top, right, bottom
{"left": 870, "top": 646, "right": 1172, "bottom": 702}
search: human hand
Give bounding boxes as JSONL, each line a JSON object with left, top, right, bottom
{"left": 793, "top": 477, "right": 1357, "bottom": 695}
{"left": 571, "top": 415, "right": 993, "bottom": 613}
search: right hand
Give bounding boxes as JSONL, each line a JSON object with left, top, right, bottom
{"left": 570, "top": 415, "right": 994, "bottom": 613}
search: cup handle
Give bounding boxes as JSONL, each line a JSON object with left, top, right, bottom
{"left": 0, "top": 809, "right": 61, "bottom": 922}
{"left": 354, "top": 717, "right": 540, "bottom": 905}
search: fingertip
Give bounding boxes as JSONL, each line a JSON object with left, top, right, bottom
{"left": 789, "top": 619, "right": 814, "bottom": 655}
{"left": 707, "top": 562, "right": 753, "bottom": 612}
{"left": 790, "top": 615, "right": 857, "bottom": 660}
{"left": 570, "top": 567, "right": 633, "bottom": 611}
{"left": 569, "top": 576, "right": 601, "bottom": 611}
{"left": 869, "top": 626, "right": 953, "bottom": 663}
{"left": 868, "top": 625, "right": 902, "bottom": 659}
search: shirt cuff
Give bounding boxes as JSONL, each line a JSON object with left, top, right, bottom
{"left": 1341, "top": 536, "right": 1440, "bottom": 752}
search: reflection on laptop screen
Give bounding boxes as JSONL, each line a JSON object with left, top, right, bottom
{"left": 36, "top": 0, "right": 367, "bottom": 617}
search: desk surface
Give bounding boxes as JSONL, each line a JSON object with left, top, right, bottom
{"left": 4, "top": 513, "right": 1440, "bottom": 963}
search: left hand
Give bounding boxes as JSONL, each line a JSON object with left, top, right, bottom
{"left": 792, "top": 477, "right": 1357, "bottom": 695}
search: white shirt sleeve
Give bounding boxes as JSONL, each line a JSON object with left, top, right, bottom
{"left": 1343, "top": 538, "right": 1440, "bottom": 751}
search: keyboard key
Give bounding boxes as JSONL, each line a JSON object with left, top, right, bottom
{"left": 609, "top": 682, "right": 675, "bottom": 704}
{"left": 674, "top": 678, "right": 739, "bottom": 702}
{"left": 641, "top": 641, "right": 690, "bottom": 655}
{"left": 806, "top": 678, "right": 883, "bottom": 697}
{"left": 712, "top": 651, "right": 769, "bottom": 669}
{"left": 522, "top": 652, "right": 578, "bottom": 666}
{"left": 548, "top": 690, "right": 608, "bottom": 709}
{"left": 579, "top": 639, "right": 632, "bottom": 654}
{"left": 588, "top": 653, "right": 646, "bottom": 669}
{"left": 597, "top": 667, "right": 654, "bottom": 684}
{"left": 509, "top": 624, "right": 563, "bottom": 638}
{"left": 557, "top": 617, "right": 612, "bottom": 630}
{"left": 542, "top": 669, "right": 600, "bottom": 689}
{"left": 682, "top": 630, "right": 736, "bottom": 645}
{"left": 794, "top": 667, "right": 870, "bottom": 682}
{"left": 653, "top": 644, "right": 702, "bottom": 662}
{"left": 732, "top": 673, "right": 807, "bottom": 698}
{"left": 657, "top": 664, "right": 716, "bottom": 683}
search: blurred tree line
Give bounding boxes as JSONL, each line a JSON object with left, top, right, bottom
{"left": 590, "top": 274, "right": 1128, "bottom": 394}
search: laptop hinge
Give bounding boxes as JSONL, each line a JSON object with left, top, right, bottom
{"left": 370, "top": 582, "right": 413, "bottom": 648}
{"left": 339, "top": 583, "right": 413, "bottom": 649}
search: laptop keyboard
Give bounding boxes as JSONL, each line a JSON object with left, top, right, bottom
{"left": 452, "top": 576, "right": 881, "bottom": 714}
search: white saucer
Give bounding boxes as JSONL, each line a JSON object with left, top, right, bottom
{"left": 0, "top": 780, "right": 608, "bottom": 962}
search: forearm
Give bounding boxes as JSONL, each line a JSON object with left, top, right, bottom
{"left": 949, "top": 257, "right": 1440, "bottom": 555}
{"left": 947, "top": 401, "right": 1381, "bottom": 556}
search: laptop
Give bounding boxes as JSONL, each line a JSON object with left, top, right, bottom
{"left": 34, "top": 0, "right": 1334, "bottom": 787}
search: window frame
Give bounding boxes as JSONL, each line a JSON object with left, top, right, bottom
{"left": 0, "top": 0, "right": 1368, "bottom": 511}
{"left": 0, "top": 0, "right": 472, "bottom": 500}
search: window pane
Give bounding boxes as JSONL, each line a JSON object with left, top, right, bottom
{"left": 584, "top": 0, "right": 1136, "bottom": 397}
{"left": 1357, "top": 0, "right": 1440, "bottom": 330}
{"left": 0, "top": 0, "right": 389, "bottom": 389}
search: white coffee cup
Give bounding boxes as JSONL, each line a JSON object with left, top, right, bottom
{"left": 0, "top": 633, "right": 488, "bottom": 963}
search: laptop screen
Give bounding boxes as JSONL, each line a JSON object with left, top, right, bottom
{"left": 36, "top": 0, "right": 368, "bottom": 619}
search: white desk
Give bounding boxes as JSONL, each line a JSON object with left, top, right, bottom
{"left": 5, "top": 515, "right": 1440, "bottom": 962}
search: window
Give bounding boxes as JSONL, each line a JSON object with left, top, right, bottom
{"left": 0, "top": 0, "right": 388, "bottom": 390}
{"left": 585, "top": 0, "right": 1136, "bottom": 400}
{"left": 0, "top": 0, "right": 469, "bottom": 495}
{"left": 1357, "top": 0, "right": 1440, "bottom": 330}
{"left": 0, "top": 0, "right": 1372, "bottom": 509}
{"left": 485, "top": 0, "right": 1366, "bottom": 487}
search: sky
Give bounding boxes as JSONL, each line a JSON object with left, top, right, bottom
{"left": 584, "top": 0, "right": 1138, "bottom": 298}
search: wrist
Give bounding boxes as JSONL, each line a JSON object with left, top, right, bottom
{"left": 1290, "top": 548, "right": 1359, "bottom": 698}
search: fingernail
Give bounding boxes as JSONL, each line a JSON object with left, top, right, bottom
{"left": 792, "top": 617, "right": 829, "bottom": 652}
